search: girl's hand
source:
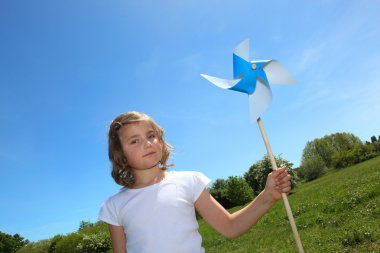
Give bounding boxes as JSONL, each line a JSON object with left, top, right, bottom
{"left": 263, "top": 167, "right": 291, "bottom": 204}
{"left": 196, "top": 166, "right": 291, "bottom": 239}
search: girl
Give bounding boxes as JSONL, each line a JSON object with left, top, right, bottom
{"left": 99, "top": 111, "right": 291, "bottom": 253}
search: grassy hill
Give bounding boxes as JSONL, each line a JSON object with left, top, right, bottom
{"left": 199, "top": 156, "right": 380, "bottom": 253}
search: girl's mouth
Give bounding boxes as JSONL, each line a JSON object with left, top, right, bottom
{"left": 143, "top": 152, "right": 155, "bottom": 157}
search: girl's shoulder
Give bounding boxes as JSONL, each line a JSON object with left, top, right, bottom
{"left": 166, "top": 170, "right": 211, "bottom": 202}
{"left": 166, "top": 170, "right": 211, "bottom": 186}
{"left": 167, "top": 170, "right": 207, "bottom": 180}
{"left": 102, "top": 186, "right": 129, "bottom": 204}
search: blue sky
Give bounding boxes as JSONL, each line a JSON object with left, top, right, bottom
{"left": 1, "top": 0, "right": 379, "bottom": 242}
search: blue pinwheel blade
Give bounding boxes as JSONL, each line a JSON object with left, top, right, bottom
{"left": 233, "top": 39, "right": 250, "bottom": 79}
{"left": 229, "top": 68, "right": 257, "bottom": 95}
{"left": 233, "top": 54, "right": 251, "bottom": 79}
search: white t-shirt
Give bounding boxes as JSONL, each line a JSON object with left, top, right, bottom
{"left": 99, "top": 171, "right": 211, "bottom": 253}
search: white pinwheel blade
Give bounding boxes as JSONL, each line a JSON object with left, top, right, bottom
{"left": 263, "top": 60, "right": 296, "bottom": 84}
{"left": 233, "top": 39, "right": 250, "bottom": 61}
{"left": 200, "top": 74, "right": 240, "bottom": 90}
{"left": 248, "top": 79, "right": 272, "bottom": 120}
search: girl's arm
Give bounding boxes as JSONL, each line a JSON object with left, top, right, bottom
{"left": 195, "top": 167, "right": 291, "bottom": 239}
{"left": 108, "top": 224, "right": 127, "bottom": 253}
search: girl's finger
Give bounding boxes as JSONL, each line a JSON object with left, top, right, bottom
{"left": 279, "top": 174, "right": 291, "bottom": 182}
{"left": 281, "top": 186, "right": 291, "bottom": 193}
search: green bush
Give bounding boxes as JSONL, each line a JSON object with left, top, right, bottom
{"left": 331, "top": 149, "right": 358, "bottom": 169}
{"left": 0, "top": 232, "right": 29, "bottom": 253}
{"left": 76, "top": 232, "right": 111, "bottom": 253}
{"left": 331, "top": 143, "right": 375, "bottom": 169}
{"left": 48, "top": 235, "right": 63, "bottom": 253}
{"left": 54, "top": 233, "right": 83, "bottom": 253}
{"left": 225, "top": 176, "right": 253, "bottom": 206}
{"left": 299, "top": 155, "right": 326, "bottom": 181}
{"left": 244, "top": 155, "right": 296, "bottom": 194}
{"left": 78, "top": 221, "right": 109, "bottom": 235}
{"left": 209, "top": 179, "right": 233, "bottom": 209}
{"left": 16, "top": 239, "right": 50, "bottom": 253}
{"left": 301, "top": 132, "right": 366, "bottom": 169}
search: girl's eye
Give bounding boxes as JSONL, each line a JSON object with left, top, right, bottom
{"left": 148, "top": 133, "right": 156, "bottom": 140}
{"left": 130, "top": 139, "right": 139, "bottom": 145}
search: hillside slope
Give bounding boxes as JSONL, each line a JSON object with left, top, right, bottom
{"left": 199, "top": 157, "right": 380, "bottom": 252}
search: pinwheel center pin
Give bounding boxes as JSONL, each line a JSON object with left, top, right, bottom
{"left": 251, "top": 63, "right": 257, "bottom": 70}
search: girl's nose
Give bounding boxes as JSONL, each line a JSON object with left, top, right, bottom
{"left": 144, "top": 139, "right": 153, "bottom": 147}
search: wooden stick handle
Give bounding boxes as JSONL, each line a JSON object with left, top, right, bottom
{"left": 257, "top": 117, "right": 305, "bottom": 253}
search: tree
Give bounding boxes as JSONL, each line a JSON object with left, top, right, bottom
{"left": 244, "top": 155, "right": 296, "bottom": 195}
{"left": 0, "top": 231, "right": 28, "bottom": 253}
{"left": 373, "top": 140, "right": 380, "bottom": 153}
{"left": 77, "top": 221, "right": 110, "bottom": 237}
{"left": 15, "top": 221, "right": 111, "bottom": 253}
{"left": 301, "top": 132, "right": 364, "bottom": 169}
{"left": 76, "top": 232, "right": 111, "bottom": 253}
{"left": 209, "top": 179, "right": 233, "bottom": 209}
{"left": 78, "top": 221, "right": 94, "bottom": 232}
{"left": 15, "top": 239, "right": 50, "bottom": 253}
{"left": 367, "top": 134, "right": 380, "bottom": 154}
{"left": 54, "top": 233, "right": 83, "bottom": 253}
{"left": 330, "top": 143, "right": 374, "bottom": 169}
{"left": 225, "top": 176, "right": 253, "bottom": 206}
{"left": 48, "top": 235, "right": 63, "bottom": 253}
{"left": 297, "top": 155, "right": 326, "bottom": 181}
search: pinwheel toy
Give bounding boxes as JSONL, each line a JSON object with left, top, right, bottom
{"left": 201, "top": 39, "right": 304, "bottom": 253}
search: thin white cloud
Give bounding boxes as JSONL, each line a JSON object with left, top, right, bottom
{"left": 290, "top": 0, "right": 380, "bottom": 114}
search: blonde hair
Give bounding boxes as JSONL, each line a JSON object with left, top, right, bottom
{"left": 108, "top": 111, "right": 174, "bottom": 187}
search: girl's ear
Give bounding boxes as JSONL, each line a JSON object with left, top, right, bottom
{"left": 122, "top": 156, "right": 128, "bottom": 165}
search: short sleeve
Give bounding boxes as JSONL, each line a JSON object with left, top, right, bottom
{"left": 192, "top": 171, "right": 211, "bottom": 203}
{"left": 98, "top": 198, "right": 121, "bottom": 226}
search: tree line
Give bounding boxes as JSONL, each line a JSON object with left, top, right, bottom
{"left": 296, "top": 132, "right": 380, "bottom": 181}
{"left": 209, "top": 132, "right": 379, "bottom": 208}
{"left": 1, "top": 221, "right": 112, "bottom": 253}
{"left": 2, "top": 131, "right": 378, "bottom": 253}
{"left": 209, "top": 155, "right": 298, "bottom": 209}
{"left": 0, "top": 232, "right": 28, "bottom": 253}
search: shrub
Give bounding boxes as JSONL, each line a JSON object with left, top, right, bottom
{"left": 76, "top": 232, "right": 111, "bottom": 253}
{"left": 16, "top": 239, "right": 50, "bottom": 253}
{"left": 54, "top": 233, "right": 83, "bottom": 253}
{"left": 48, "top": 235, "right": 63, "bottom": 253}
{"left": 0, "top": 232, "right": 29, "bottom": 253}
{"left": 225, "top": 176, "right": 253, "bottom": 206}
{"left": 331, "top": 143, "right": 375, "bottom": 169}
{"left": 332, "top": 149, "right": 358, "bottom": 169}
{"left": 301, "top": 132, "right": 365, "bottom": 169}
{"left": 299, "top": 155, "right": 326, "bottom": 181}
{"left": 209, "top": 179, "right": 233, "bottom": 209}
{"left": 244, "top": 155, "right": 297, "bottom": 194}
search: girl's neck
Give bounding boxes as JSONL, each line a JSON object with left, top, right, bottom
{"left": 131, "top": 167, "right": 167, "bottom": 189}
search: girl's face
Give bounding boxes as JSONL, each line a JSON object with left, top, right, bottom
{"left": 118, "top": 120, "right": 163, "bottom": 171}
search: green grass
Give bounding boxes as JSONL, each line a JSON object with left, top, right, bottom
{"left": 199, "top": 157, "right": 380, "bottom": 253}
